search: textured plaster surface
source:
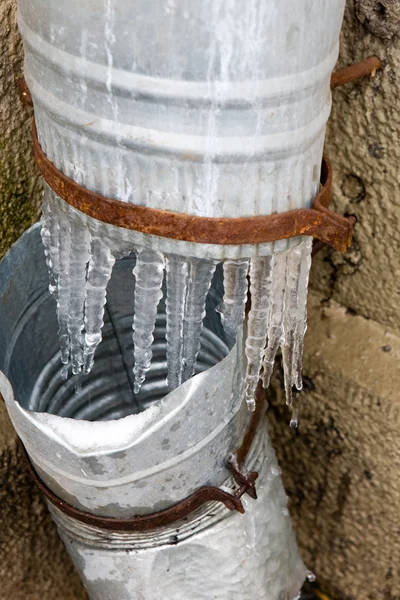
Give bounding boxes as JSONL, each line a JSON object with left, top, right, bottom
{"left": 311, "top": 2, "right": 400, "bottom": 334}
{"left": 355, "top": 0, "right": 400, "bottom": 39}
{"left": 0, "top": 0, "right": 41, "bottom": 259}
{"left": 269, "top": 292, "right": 400, "bottom": 600}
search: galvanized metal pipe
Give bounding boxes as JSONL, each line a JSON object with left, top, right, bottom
{"left": 19, "top": 0, "right": 346, "bottom": 259}
{"left": 0, "top": 226, "right": 306, "bottom": 599}
{"left": 4, "top": 1, "right": 350, "bottom": 596}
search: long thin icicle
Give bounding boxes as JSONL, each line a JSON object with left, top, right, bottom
{"left": 132, "top": 247, "right": 165, "bottom": 393}
{"left": 165, "top": 254, "right": 189, "bottom": 391}
{"left": 40, "top": 191, "right": 59, "bottom": 297}
{"left": 220, "top": 259, "right": 249, "bottom": 340}
{"left": 83, "top": 236, "right": 115, "bottom": 374}
{"left": 291, "top": 238, "right": 312, "bottom": 394}
{"left": 281, "top": 243, "right": 303, "bottom": 407}
{"left": 56, "top": 207, "right": 73, "bottom": 366}
{"left": 182, "top": 258, "right": 217, "bottom": 383}
{"left": 261, "top": 250, "right": 288, "bottom": 389}
{"left": 47, "top": 195, "right": 61, "bottom": 297}
{"left": 68, "top": 216, "right": 90, "bottom": 375}
{"left": 245, "top": 256, "right": 273, "bottom": 411}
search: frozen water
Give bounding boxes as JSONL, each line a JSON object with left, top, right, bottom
{"left": 165, "top": 254, "right": 189, "bottom": 391}
{"left": 132, "top": 248, "right": 165, "bottom": 393}
{"left": 219, "top": 260, "right": 249, "bottom": 340}
{"left": 41, "top": 190, "right": 60, "bottom": 297}
{"left": 83, "top": 234, "right": 116, "bottom": 374}
{"left": 55, "top": 203, "right": 73, "bottom": 367}
{"left": 261, "top": 250, "right": 288, "bottom": 390}
{"left": 280, "top": 238, "right": 312, "bottom": 418}
{"left": 245, "top": 256, "right": 273, "bottom": 411}
{"left": 40, "top": 196, "right": 312, "bottom": 416}
{"left": 182, "top": 258, "right": 217, "bottom": 383}
{"left": 68, "top": 215, "right": 90, "bottom": 375}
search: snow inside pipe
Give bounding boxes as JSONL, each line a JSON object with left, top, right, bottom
{"left": 23, "top": 0, "right": 346, "bottom": 420}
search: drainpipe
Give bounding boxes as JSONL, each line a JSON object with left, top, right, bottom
{"left": 0, "top": 225, "right": 305, "bottom": 599}
{"left": 0, "top": 1, "right": 361, "bottom": 598}
{"left": 18, "top": 0, "right": 349, "bottom": 413}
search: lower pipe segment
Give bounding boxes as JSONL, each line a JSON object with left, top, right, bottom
{"left": 0, "top": 226, "right": 306, "bottom": 599}
{"left": 48, "top": 425, "right": 306, "bottom": 600}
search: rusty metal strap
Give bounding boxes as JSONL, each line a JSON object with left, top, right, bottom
{"left": 26, "top": 55, "right": 382, "bottom": 254}
{"left": 21, "top": 384, "right": 266, "bottom": 533}
{"left": 32, "top": 123, "right": 354, "bottom": 253}
{"left": 330, "top": 56, "right": 381, "bottom": 89}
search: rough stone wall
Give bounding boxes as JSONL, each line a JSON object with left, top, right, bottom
{"left": 0, "top": 0, "right": 399, "bottom": 599}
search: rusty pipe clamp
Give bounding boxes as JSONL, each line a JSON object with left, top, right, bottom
{"left": 19, "top": 56, "right": 381, "bottom": 255}
{"left": 22, "top": 384, "right": 266, "bottom": 532}
{"left": 32, "top": 126, "right": 353, "bottom": 254}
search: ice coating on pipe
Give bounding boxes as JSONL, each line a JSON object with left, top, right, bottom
{"left": 40, "top": 197, "right": 313, "bottom": 417}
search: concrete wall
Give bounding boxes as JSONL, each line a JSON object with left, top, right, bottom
{"left": 0, "top": 1, "right": 399, "bottom": 599}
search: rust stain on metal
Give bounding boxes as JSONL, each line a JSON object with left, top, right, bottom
{"left": 21, "top": 386, "right": 267, "bottom": 532}
{"left": 32, "top": 122, "right": 354, "bottom": 253}
{"left": 330, "top": 56, "right": 381, "bottom": 89}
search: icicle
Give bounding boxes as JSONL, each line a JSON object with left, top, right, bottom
{"left": 261, "top": 250, "right": 288, "bottom": 389}
{"left": 132, "top": 247, "right": 165, "bottom": 393}
{"left": 292, "top": 238, "right": 312, "bottom": 391}
{"left": 182, "top": 258, "right": 217, "bottom": 383}
{"left": 41, "top": 188, "right": 61, "bottom": 297}
{"left": 289, "top": 407, "right": 299, "bottom": 429}
{"left": 56, "top": 207, "right": 73, "bottom": 366}
{"left": 165, "top": 254, "right": 189, "bottom": 391}
{"left": 47, "top": 202, "right": 61, "bottom": 295}
{"left": 281, "top": 243, "right": 303, "bottom": 406}
{"left": 83, "top": 235, "right": 115, "bottom": 374}
{"left": 40, "top": 195, "right": 57, "bottom": 296}
{"left": 245, "top": 256, "right": 273, "bottom": 411}
{"left": 68, "top": 215, "right": 90, "bottom": 375}
{"left": 220, "top": 259, "right": 249, "bottom": 340}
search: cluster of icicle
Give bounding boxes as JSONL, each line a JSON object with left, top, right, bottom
{"left": 41, "top": 187, "right": 312, "bottom": 422}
